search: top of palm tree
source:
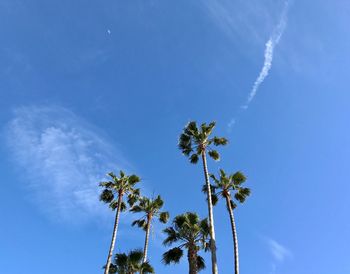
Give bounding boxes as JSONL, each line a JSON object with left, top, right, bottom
{"left": 130, "top": 195, "right": 169, "bottom": 230}
{"left": 108, "top": 249, "right": 154, "bottom": 274}
{"left": 206, "top": 169, "right": 251, "bottom": 209}
{"left": 162, "top": 212, "right": 210, "bottom": 271}
{"left": 178, "top": 121, "right": 228, "bottom": 164}
{"left": 99, "top": 170, "right": 141, "bottom": 211}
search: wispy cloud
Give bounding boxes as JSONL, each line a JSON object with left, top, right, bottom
{"left": 242, "top": 2, "right": 289, "bottom": 109}
{"left": 227, "top": 118, "right": 236, "bottom": 132}
{"left": 267, "top": 238, "right": 292, "bottom": 262}
{"left": 6, "top": 106, "right": 130, "bottom": 223}
{"left": 265, "top": 237, "right": 292, "bottom": 274}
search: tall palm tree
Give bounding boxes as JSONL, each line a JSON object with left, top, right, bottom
{"left": 178, "top": 121, "right": 228, "bottom": 274}
{"left": 130, "top": 195, "right": 169, "bottom": 263}
{"left": 162, "top": 212, "right": 210, "bottom": 274}
{"left": 108, "top": 249, "right": 154, "bottom": 274}
{"left": 100, "top": 171, "right": 141, "bottom": 274}
{"left": 206, "top": 169, "right": 250, "bottom": 274}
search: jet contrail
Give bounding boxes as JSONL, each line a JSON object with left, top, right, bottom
{"left": 242, "top": 2, "right": 289, "bottom": 109}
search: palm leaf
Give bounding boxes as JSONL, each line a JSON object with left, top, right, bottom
{"left": 100, "top": 189, "right": 114, "bottom": 203}
{"left": 197, "top": 255, "right": 206, "bottom": 270}
{"left": 213, "top": 136, "right": 228, "bottom": 146}
{"left": 232, "top": 171, "right": 247, "bottom": 185}
{"left": 163, "top": 227, "right": 179, "bottom": 246}
{"left": 208, "top": 150, "right": 220, "bottom": 161}
{"left": 162, "top": 247, "right": 183, "bottom": 264}
{"left": 159, "top": 211, "right": 169, "bottom": 224}
{"left": 190, "top": 153, "right": 199, "bottom": 164}
{"left": 140, "top": 262, "right": 154, "bottom": 273}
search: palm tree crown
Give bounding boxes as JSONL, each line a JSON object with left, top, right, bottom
{"left": 205, "top": 169, "right": 250, "bottom": 274}
{"left": 109, "top": 249, "right": 154, "bottom": 274}
{"left": 162, "top": 212, "right": 210, "bottom": 273}
{"left": 130, "top": 195, "right": 169, "bottom": 263}
{"left": 208, "top": 169, "right": 250, "bottom": 208}
{"left": 178, "top": 121, "right": 228, "bottom": 164}
{"left": 178, "top": 121, "right": 227, "bottom": 274}
{"left": 130, "top": 195, "right": 169, "bottom": 230}
{"left": 99, "top": 170, "right": 141, "bottom": 274}
{"left": 99, "top": 171, "right": 141, "bottom": 209}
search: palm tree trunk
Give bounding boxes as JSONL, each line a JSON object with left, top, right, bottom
{"left": 142, "top": 216, "right": 152, "bottom": 263}
{"left": 104, "top": 192, "right": 123, "bottom": 274}
{"left": 188, "top": 245, "right": 198, "bottom": 274}
{"left": 201, "top": 150, "right": 218, "bottom": 274}
{"left": 225, "top": 195, "right": 239, "bottom": 274}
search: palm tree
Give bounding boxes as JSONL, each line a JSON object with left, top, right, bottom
{"left": 108, "top": 249, "right": 154, "bottom": 274}
{"left": 130, "top": 195, "right": 169, "bottom": 264}
{"left": 206, "top": 169, "right": 250, "bottom": 274}
{"left": 178, "top": 121, "right": 228, "bottom": 274}
{"left": 162, "top": 212, "right": 210, "bottom": 274}
{"left": 100, "top": 171, "right": 141, "bottom": 274}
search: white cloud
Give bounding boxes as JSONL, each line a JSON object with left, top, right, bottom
{"left": 267, "top": 238, "right": 292, "bottom": 262}
{"left": 6, "top": 106, "right": 130, "bottom": 223}
{"left": 263, "top": 237, "right": 292, "bottom": 274}
{"left": 227, "top": 118, "right": 236, "bottom": 132}
{"left": 242, "top": 1, "right": 289, "bottom": 109}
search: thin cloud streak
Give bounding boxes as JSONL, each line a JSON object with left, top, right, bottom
{"left": 265, "top": 237, "right": 292, "bottom": 274}
{"left": 242, "top": 2, "right": 289, "bottom": 109}
{"left": 6, "top": 106, "right": 129, "bottom": 224}
{"left": 267, "top": 238, "right": 292, "bottom": 262}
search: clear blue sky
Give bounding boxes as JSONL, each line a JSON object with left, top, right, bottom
{"left": 1, "top": 1, "right": 349, "bottom": 273}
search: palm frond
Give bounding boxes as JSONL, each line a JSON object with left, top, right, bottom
{"left": 107, "top": 263, "right": 117, "bottom": 274}
{"left": 234, "top": 192, "right": 246, "bottom": 203}
{"left": 130, "top": 205, "right": 142, "bottom": 213}
{"left": 128, "top": 249, "right": 143, "bottom": 264}
{"left": 199, "top": 218, "right": 210, "bottom": 236}
{"left": 184, "top": 121, "right": 198, "bottom": 135}
{"left": 232, "top": 171, "right": 247, "bottom": 185}
{"left": 127, "top": 193, "right": 139, "bottom": 207}
{"left": 187, "top": 212, "right": 200, "bottom": 226}
{"left": 213, "top": 136, "right": 228, "bottom": 146}
{"left": 210, "top": 193, "right": 219, "bottom": 206}
{"left": 119, "top": 170, "right": 125, "bottom": 178}
{"left": 197, "top": 255, "right": 206, "bottom": 271}
{"left": 228, "top": 199, "right": 237, "bottom": 210}
{"left": 162, "top": 247, "right": 183, "bottom": 265}
{"left": 100, "top": 189, "right": 114, "bottom": 203}
{"left": 159, "top": 211, "right": 169, "bottom": 224}
{"left": 140, "top": 262, "right": 155, "bottom": 273}
{"left": 99, "top": 181, "right": 113, "bottom": 188}
{"left": 114, "top": 253, "right": 128, "bottom": 268}
{"left": 107, "top": 172, "right": 117, "bottom": 179}
{"left": 240, "top": 187, "right": 251, "bottom": 196}
{"left": 173, "top": 214, "right": 187, "bottom": 229}
{"left": 209, "top": 174, "right": 219, "bottom": 184}
{"left": 128, "top": 174, "right": 140, "bottom": 185}
{"left": 163, "top": 227, "right": 179, "bottom": 246}
{"left": 120, "top": 201, "right": 127, "bottom": 212}
{"left": 208, "top": 150, "right": 220, "bottom": 161}
{"left": 154, "top": 195, "right": 164, "bottom": 208}
{"left": 109, "top": 200, "right": 119, "bottom": 211}
{"left": 131, "top": 219, "right": 147, "bottom": 230}
{"left": 190, "top": 153, "right": 199, "bottom": 164}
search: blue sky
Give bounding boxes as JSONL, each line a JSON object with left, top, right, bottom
{"left": 1, "top": 0, "right": 349, "bottom": 273}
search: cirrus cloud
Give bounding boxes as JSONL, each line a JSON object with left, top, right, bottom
{"left": 6, "top": 106, "right": 130, "bottom": 223}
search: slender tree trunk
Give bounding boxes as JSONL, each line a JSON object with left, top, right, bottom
{"left": 142, "top": 215, "right": 152, "bottom": 263}
{"left": 201, "top": 150, "right": 218, "bottom": 274}
{"left": 188, "top": 245, "right": 198, "bottom": 274}
{"left": 104, "top": 192, "right": 123, "bottom": 274}
{"left": 225, "top": 194, "right": 239, "bottom": 274}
